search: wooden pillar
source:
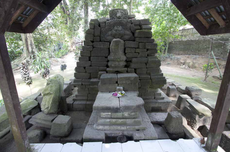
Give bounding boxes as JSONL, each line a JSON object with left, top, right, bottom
{"left": 206, "top": 52, "right": 230, "bottom": 151}
{"left": 0, "top": 34, "right": 31, "bottom": 152}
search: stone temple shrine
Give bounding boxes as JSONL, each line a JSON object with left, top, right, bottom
{"left": 71, "top": 9, "right": 172, "bottom": 142}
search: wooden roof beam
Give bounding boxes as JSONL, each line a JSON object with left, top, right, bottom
{"left": 9, "top": 5, "right": 26, "bottom": 25}
{"left": 186, "top": 0, "right": 222, "bottom": 17}
{"left": 22, "top": 10, "right": 39, "bottom": 28}
{"left": 196, "top": 13, "right": 210, "bottom": 29}
{"left": 209, "top": 8, "right": 226, "bottom": 27}
{"left": 19, "top": 0, "right": 48, "bottom": 14}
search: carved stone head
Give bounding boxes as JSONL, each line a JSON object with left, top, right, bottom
{"left": 109, "top": 9, "right": 128, "bottom": 20}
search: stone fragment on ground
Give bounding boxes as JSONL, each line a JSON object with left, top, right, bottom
{"left": 29, "top": 112, "right": 57, "bottom": 129}
{"left": 175, "top": 95, "right": 191, "bottom": 110}
{"left": 41, "top": 74, "right": 64, "bottom": 114}
{"left": 177, "top": 86, "right": 187, "bottom": 94}
{"left": 147, "top": 112, "right": 168, "bottom": 125}
{"left": 27, "top": 126, "right": 45, "bottom": 143}
{"left": 164, "top": 111, "right": 184, "bottom": 136}
{"left": 166, "top": 86, "right": 177, "bottom": 97}
{"left": 50, "top": 115, "right": 72, "bottom": 137}
{"left": 185, "top": 86, "right": 202, "bottom": 98}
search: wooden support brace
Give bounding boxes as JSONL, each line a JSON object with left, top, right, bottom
{"left": 209, "top": 8, "right": 226, "bottom": 27}
{"left": 0, "top": 34, "right": 31, "bottom": 152}
{"left": 196, "top": 13, "right": 210, "bottom": 29}
{"left": 9, "top": 5, "right": 26, "bottom": 25}
{"left": 19, "top": 0, "right": 48, "bottom": 14}
{"left": 22, "top": 10, "right": 39, "bottom": 28}
{"left": 206, "top": 52, "right": 230, "bottom": 151}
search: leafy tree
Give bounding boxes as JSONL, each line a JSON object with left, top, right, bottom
{"left": 145, "top": 0, "right": 188, "bottom": 55}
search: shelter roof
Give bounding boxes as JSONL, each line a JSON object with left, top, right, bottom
{"left": 171, "top": 0, "right": 230, "bottom": 35}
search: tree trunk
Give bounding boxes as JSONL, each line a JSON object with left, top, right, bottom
{"left": 129, "top": 0, "right": 133, "bottom": 14}
{"left": 21, "top": 33, "right": 37, "bottom": 59}
{"left": 84, "top": 0, "right": 89, "bottom": 32}
{"left": 165, "top": 39, "right": 169, "bottom": 55}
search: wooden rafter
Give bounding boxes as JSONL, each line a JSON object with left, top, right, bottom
{"left": 9, "top": 5, "right": 26, "bottom": 25}
{"left": 186, "top": 0, "right": 222, "bottom": 17}
{"left": 196, "top": 13, "right": 210, "bottom": 29}
{"left": 221, "top": 0, "right": 230, "bottom": 22}
{"left": 19, "top": 0, "right": 48, "bottom": 14}
{"left": 209, "top": 8, "right": 226, "bottom": 27}
{"left": 22, "top": 10, "right": 39, "bottom": 28}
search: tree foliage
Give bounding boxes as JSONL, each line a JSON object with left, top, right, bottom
{"left": 145, "top": 0, "right": 188, "bottom": 54}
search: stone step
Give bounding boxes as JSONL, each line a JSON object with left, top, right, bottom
{"left": 100, "top": 112, "right": 139, "bottom": 119}
{"left": 97, "top": 118, "right": 142, "bottom": 126}
{"left": 94, "top": 124, "right": 146, "bottom": 131}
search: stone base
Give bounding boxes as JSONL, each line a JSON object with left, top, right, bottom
{"left": 83, "top": 107, "right": 158, "bottom": 142}
{"left": 107, "top": 68, "right": 127, "bottom": 73}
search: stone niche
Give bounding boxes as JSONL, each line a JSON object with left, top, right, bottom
{"left": 74, "top": 8, "right": 167, "bottom": 103}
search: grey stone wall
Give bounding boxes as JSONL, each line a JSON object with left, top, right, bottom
{"left": 168, "top": 28, "right": 230, "bottom": 60}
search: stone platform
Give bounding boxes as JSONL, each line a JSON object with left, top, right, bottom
{"left": 83, "top": 92, "right": 158, "bottom": 142}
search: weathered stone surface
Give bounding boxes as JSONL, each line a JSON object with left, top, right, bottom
{"left": 175, "top": 95, "right": 190, "bottom": 110}
{"left": 136, "top": 49, "right": 147, "bottom": 53}
{"left": 130, "top": 63, "right": 146, "bottom": 69}
{"left": 132, "top": 58, "right": 148, "bottom": 63}
{"left": 141, "top": 25, "right": 152, "bottom": 30}
{"left": 177, "top": 86, "right": 187, "bottom": 94}
{"left": 125, "top": 41, "right": 139, "bottom": 48}
{"left": 41, "top": 74, "right": 64, "bottom": 114}
{"left": 91, "top": 48, "right": 109, "bottom": 57}
{"left": 94, "top": 25, "right": 101, "bottom": 37}
{"left": 80, "top": 50, "right": 91, "bottom": 57}
{"left": 85, "top": 34, "right": 94, "bottom": 41}
{"left": 79, "top": 57, "right": 89, "bottom": 61}
{"left": 148, "top": 112, "right": 168, "bottom": 125}
{"left": 98, "top": 83, "right": 118, "bottom": 92}
{"left": 29, "top": 112, "right": 57, "bottom": 129}
{"left": 101, "top": 20, "right": 134, "bottom": 41}
{"left": 186, "top": 86, "right": 202, "bottom": 98}
{"left": 140, "top": 19, "right": 151, "bottom": 25}
{"left": 84, "top": 40, "right": 93, "bottom": 46}
{"left": 136, "top": 68, "right": 147, "bottom": 74}
{"left": 93, "top": 42, "right": 110, "bottom": 48}
{"left": 146, "top": 43, "right": 157, "bottom": 49}
{"left": 27, "top": 128, "right": 45, "bottom": 143}
{"left": 135, "top": 30, "right": 152, "bottom": 38}
{"left": 118, "top": 73, "right": 139, "bottom": 84}
{"left": 108, "top": 39, "right": 126, "bottom": 69}
{"left": 50, "top": 115, "right": 72, "bottom": 137}
{"left": 139, "top": 43, "right": 146, "bottom": 49}
{"left": 107, "top": 68, "right": 127, "bottom": 73}
{"left": 100, "top": 73, "right": 117, "bottom": 84}
{"left": 125, "top": 48, "right": 136, "bottom": 53}
{"left": 77, "top": 61, "right": 91, "bottom": 67}
{"left": 119, "top": 83, "right": 139, "bottom": 91}
{"left": 86, "top": 67, "right": 99, "bottom": 73}
{"left": 86, "top": 29, "right": 94, "bottom": 35}
{"left": 91, "top": 62, "right": 107, "bottom": 67}
{"left": 139, "top": 52, "right": 147, "bottom": 57}
{"left": 94, "top": 37, "right": 100, "bottom": 42}
{"left": 136, "top": 38, "right": 154, "bottom": 43}
{"left": 91, "top": 19, "right": 99, "bottom": 26}
{"left": 74, "top": 73, "right": 90, "bottom": 79}
{"left": 91, "top": 57, "right": 107, "bottom": 62}
{"left": 126, "top": 53, "right": 138, "bottom": 58}
{"left": 186, "top": 99, "right": 212, "bottom": 117}
{"left": 164, "top": 111, "right": 184, "bottom": 134}
{"left": 153, "top": 124, "right": 169, "bottom": 139}
{"left": 93, "top": 92, "right": 120, "bottom": 110}
{"left": 82, "top": 46, "right": 93, "bottom": 51}
{"left": 109, "top": 9, "right": 128, "bottom": 20}
{"left": 166, "top": 86, "right": 177, "bottom": 97}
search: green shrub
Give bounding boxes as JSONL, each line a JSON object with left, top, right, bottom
{"left": 32, "top": 52, "right": 51, "bottom": 74}
{"left": 0, "top": 99, "right": 4, "bottom": 107}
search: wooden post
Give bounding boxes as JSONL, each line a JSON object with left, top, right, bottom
{"left": 206, "top": 51, "right": 230, "bottom": 151}
{"left": 0, "top": 34, "right": 31, "bottom": 152}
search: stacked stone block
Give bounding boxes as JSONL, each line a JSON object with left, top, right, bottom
{"left": 73, "top": 10, "right": 167, "bottom": 111}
